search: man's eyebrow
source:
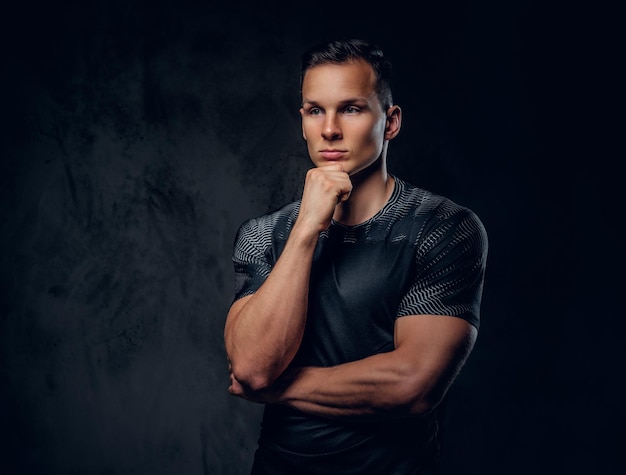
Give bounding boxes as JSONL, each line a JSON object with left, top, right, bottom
{"left": 301, "top": 98, "right": 318, "bottom": 107}
{"left": 301, "top": 97, "right": 370, "bottom": 107}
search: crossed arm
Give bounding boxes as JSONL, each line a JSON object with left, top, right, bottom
{"left": 224, "top": 219, "right": 478, "bottom": 419}
{"left": 227, "top": 306, "right": 477, "bottom": 419}
{"left": 224, "top": 165, "right": 479, "bottom": 419}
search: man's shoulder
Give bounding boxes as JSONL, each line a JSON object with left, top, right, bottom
{"left": 244, "top": 200, "right": 300, "bottom": 225}
{"left": 393, "top": 177, "right": 486, "bottom": 239}
{"left": 393, "top": 177, "right": 467, "bottom": 218}
{"left": 236, "top": 200, "right": 301, "bottom": 240}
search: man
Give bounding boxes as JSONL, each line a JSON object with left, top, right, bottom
{"left": 224, "top": 38, "right": 488, "bottom": 474}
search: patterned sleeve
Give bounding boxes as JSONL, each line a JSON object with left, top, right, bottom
{"left": 396, "top": 202, "right": 488, "bottom": 329}
{"left": 231, "top": 217, "right": 273, "bottom": 302}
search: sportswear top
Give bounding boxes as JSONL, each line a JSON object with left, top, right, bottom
{"left": 231, "top": 176, "right": 488, "bottom": 468}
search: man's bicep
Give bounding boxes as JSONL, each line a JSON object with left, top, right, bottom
{"left": 224, "top": 294, "right": 254, "bottom": 354}
{"left": 394, "top": 314, "right": 477, "bottom": 406}
{"left": 226, "top": 294, "right": 254, "bottom": 322}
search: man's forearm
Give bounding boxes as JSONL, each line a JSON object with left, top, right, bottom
{"left": 276, "top": 353, "right": 432, "bottom": 419}
{"left": 245, "top": 316, "right": 476, "bottom": 419}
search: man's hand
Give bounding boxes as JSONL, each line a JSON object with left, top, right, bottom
{"left": 296, "top": 164, "right": 352, "bottom": 235}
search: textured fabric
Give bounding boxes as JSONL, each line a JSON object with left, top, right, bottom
{"left": 231, "top": 176, "right": 488, "bottom": 473}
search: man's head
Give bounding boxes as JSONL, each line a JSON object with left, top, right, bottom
{"left": 300, "top": 39, "right": 394, "bottom": 112}
{"left": 298, "top": 39, "right": 402, "bottom": 177}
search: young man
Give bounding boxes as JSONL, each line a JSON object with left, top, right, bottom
{"left": 224, "top": 39, "right": 488, "bottom": 474}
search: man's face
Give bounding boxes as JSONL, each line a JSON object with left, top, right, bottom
{"left": 299, "top": 60, "right": 391, "bottom": 176}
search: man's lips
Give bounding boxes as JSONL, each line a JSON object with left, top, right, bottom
{"left": 320, "top": 150, "right": 346, "bottom": 160}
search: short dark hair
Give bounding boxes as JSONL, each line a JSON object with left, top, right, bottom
{"left": 300, "top": 39, "right": 394, "bottom": 111}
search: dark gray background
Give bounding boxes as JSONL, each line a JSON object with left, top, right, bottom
{"left": 1, "top": 1, "right": 621, "bottom": 474}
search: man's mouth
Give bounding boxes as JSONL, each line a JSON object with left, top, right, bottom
{"left": 320, "top": 150, "right": 346, "bottom": 160}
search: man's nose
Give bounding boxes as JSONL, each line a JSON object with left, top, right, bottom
{"left": 322, "top": 113, "right": 342, "bottom": 140}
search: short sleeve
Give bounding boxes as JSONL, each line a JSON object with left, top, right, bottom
{"left": 396, "top": 205, "right": 488, "bottom": 329}
{"left": 231, "top": 218, "right": 273, "bottom": 302}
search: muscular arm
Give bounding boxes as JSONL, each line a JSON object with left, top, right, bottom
{"left": 229, "top": 314, "right": 477, "bottom": 418}
{"left": 224, "top": 165, "right": 352, "bottom": 391}
{"left": 224, "top": 230, "right": 316, "bottom": 391}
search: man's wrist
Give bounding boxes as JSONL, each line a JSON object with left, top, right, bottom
{"left": 289, "top": 221, "right": 322, "bottom": 248}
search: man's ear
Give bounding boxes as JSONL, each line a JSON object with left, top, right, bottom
{"left": 299, "top": 108, "right": 307, "bottom": 140}
{"left": 384, "top": 105, "right": 402, "bottom": 140}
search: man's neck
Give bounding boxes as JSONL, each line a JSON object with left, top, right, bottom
{"left": 333, "top": 165, "right": 394, "bottom": 226}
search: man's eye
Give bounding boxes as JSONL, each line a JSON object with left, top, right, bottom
{"left": 344, "top": 106, "right": 360, "bottom": 114}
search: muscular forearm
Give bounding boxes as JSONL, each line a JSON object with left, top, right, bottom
{"left": 229, "top": 351, "right": 438, "bottom": 418}
{"left": 238, "top": 317, "right": 477, "bottom": 420}
{"left": 277, "top": 352, "right": 437, "bottom": 419}
{"left": 224, "top": 224, "right": 319, "bottom": 390}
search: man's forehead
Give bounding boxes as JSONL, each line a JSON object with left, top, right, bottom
{"left": 302, "top": 60, "right": 377, "bottom": 100}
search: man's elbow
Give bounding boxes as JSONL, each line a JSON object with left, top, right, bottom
{"left": 226, "top": 345, "right": 277, "bottom": 392}
{"left": 407, "top": 396, "right": 437, "bottom": 416}
{"left": 230, "top": 362, "right": 276, "bottom": 393}
{"left": 391, "top": 376, "right": 443, "bottom": 417}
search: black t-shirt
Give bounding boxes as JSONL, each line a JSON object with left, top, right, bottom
{"left": 232, "top": 177, "right": 488, "bottom": 473}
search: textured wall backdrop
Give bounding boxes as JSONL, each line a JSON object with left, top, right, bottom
{"left": 1, "top": 1, "right": 620, "bottom": 474}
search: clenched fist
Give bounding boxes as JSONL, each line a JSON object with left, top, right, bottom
{"left": 296, "top": 164, "right": 352, "bottom": 236}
